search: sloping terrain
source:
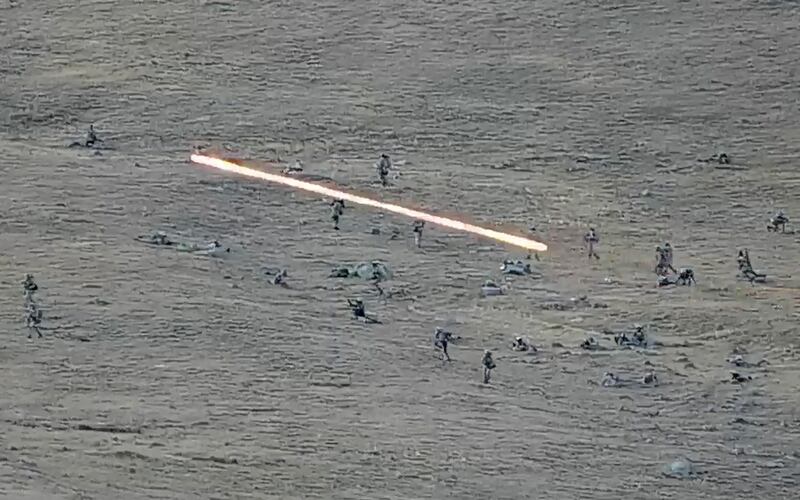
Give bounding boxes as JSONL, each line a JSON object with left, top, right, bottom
{"left": 1, "top": 1, "right": 799, "bottom": 498}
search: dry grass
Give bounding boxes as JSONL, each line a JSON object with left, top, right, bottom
{"left": 1, "top": 1, "right": 799, "bottom": 498}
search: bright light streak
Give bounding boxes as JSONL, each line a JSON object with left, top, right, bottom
{"left": 190, "top": 154, "right": 548, "bottom": 252}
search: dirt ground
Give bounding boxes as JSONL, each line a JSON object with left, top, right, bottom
{"left": 1, "top": 1, "right": 799, "bottom": 499}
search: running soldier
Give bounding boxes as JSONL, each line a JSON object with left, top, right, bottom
{"left": 584, "top": 228, "right": 600, "bottom": 260}
{"left": 375, "top": 154, "right": 391, "bottom": 186}
{"left": 412, "top": 220, "right": 425, "bottom": 248}
{"left": 433, "top": 327, "right": 454, "bottom": 361}
{"left": 481, "top": 350, "right": 496, "bottom": 384}
{"left": 330, "top": 199, "right": 345, "bottom": 230}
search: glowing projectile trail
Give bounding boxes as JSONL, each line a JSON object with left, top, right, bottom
{"left": 190, "top": 154, "right": 548, "bottom": 252}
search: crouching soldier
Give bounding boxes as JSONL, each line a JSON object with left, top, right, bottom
{"left": 767, "top": 210, "right": 788, "bottom": 233}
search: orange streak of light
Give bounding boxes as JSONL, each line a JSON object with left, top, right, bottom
{"left": 190, "top": 154, "right": 548, "bottom": 252}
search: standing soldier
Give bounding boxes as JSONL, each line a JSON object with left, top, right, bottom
{"left": 22, "top": 273, "right": 38, "bottom": 300}
{"left": 663, "top": 242, "right": 677, "bottom": 273}
{"left": 330, "top": 199, "right": 345, "bottom": 230}
{"left": 25, "top": 301, "right": 43, "bottom": 339}
{"left": 375, "top": 154, "right": 392, "bottom": 187}
{"left": 481, "top": 350, "right": 496, "bottom": 384}
{"left": 412, "top": 220, "right": 425, "bottom": 248}
{"left": 584, "top": 227, "right": 600, "bottom": 260}
{"left": 654, "top": 246, "right": 667, "bottom": 275}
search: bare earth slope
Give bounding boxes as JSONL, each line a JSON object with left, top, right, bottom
{"left": 1, "top": 1, "right": 799, "bottom": 499}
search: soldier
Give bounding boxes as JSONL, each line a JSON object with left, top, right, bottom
{"left": 375, "top": 154, "right": 391, "bottom": 186}
{"left": 282, "top": 159, "right": 304, "bottom": 175}
{"left": 614, "top": 325, "right": 646, "bottom": 347}
{"left": 584, "top": 227, "right": 600, "bottom": 260}
{"left": 347, "top": 298, "right": 380, "bottom": 324}
{"left": 433, "top": 327, "right": 454, "bottom": 361}
{"left": 330, "top": 199, "right": 345, "bottom": 230}
{"left": 663, "top": 243, "right": 677, "bottom": 273}
{"left": 767, "top": 210, "right": 788, "bottom": 233}
{"left": 412, "top": 220, "right": 425, "bottom": 248}
{"left": 272, "top": 269, "right": 288, "bottom": 287}
{"left": 481, "top": 350, "right": 496, "bottom": 384}
{"left": 654, "top": 246, "right": 668, "bottom": 275}
{"left": 511, "top": 336, "right": 535, "bottom": 352}
{"left": 22, "top": 273, "right": 38, "bottom": 300}
{"left": 85, "top": 124, "right": 99, "bottom": 147}
{"left": 371, "top": 278, "right": 385, "bottom": 302}
{"left": 601, "top": 372, "right": 619, "bottom": 387}
{"left": 730, "top": 372, "right": 752, "bottom": 384}
{"left": 737, "top": 249, "right": 766, "bottom": 283}
{"left": 25, "top": 301, "right": 43, "bottom": 339}
{"left": 642, "top": 371, "right": 658, "bottom": 385}
{"left": 580, "top": 336, "right": 601, "bottom": 350}
{"left": 676, "top": 268, "right": 696, "bottom": 286}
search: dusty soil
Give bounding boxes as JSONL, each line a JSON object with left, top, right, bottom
{"left": 1, "top": 1, "right": 799, "bottom": 498}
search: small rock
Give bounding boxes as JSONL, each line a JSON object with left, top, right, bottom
{"left": 664, "top": 457, "right": 695, "bottom": 478}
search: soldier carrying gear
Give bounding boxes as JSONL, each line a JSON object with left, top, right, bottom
{"left": 481, "top": 350, "right": 496, "bottom": 384}
{"left": 433, "top": 327, "right": 455, "bottom": 361}
{"left": 375, "top": 154, "right": 392, "bottom": 186}
{"left": 767, "top": 210, "right": 788, "bottom": 233}
{"left": 330, "top": 199, "right": 345, "bottom": 230}
{"left": 584, "top": 228, "right": 600, "bottom": 260}
{"left": 22, "top": 273, "right": 38, "bottom": 300}
{"left": 412, "top": 220, "right": 425, "bottom": 248}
